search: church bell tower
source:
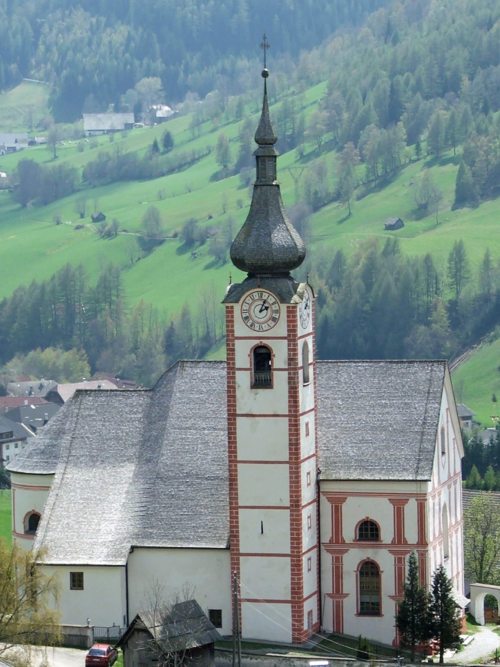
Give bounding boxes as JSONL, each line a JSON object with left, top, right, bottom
{"left": 223, "top": 52, "right": 319, "bottom": 643}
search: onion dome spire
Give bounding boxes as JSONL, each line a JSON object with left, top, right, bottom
{"left": 230, "top": 37, "right": 305, "bottom": 277}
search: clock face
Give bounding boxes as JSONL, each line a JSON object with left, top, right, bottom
{"left": 299, "top": 290, "right": 311, "bottom": 329}
{"left": 241, "top": 290, "right": 280, "bottom": 331}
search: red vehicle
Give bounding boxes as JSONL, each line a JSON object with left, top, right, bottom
{"left": 85, "top": 643, "right": 118, "bottom": 667}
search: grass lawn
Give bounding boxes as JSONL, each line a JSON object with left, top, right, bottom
{"left": 0, "top": 489, "right": 12, "bottom": 545}
{"left": 452, "top": 335, "right": 500, "bottom": 427}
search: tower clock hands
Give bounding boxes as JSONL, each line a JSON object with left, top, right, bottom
{"left": 258, "top": 299, "right": 269, "bottom": 314}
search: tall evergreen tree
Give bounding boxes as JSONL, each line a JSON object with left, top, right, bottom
{"left": 396, "top": 552, "right": 431, "bottom": 660}
{"left": 453, "top": 161, "right": 478, "bottom": 209}
{"left": 428, "top": 566, "right": 462, "bottom": 664}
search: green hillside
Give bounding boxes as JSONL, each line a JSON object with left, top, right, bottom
{"left": 0, "top": 94, "right": 497, "bottom": 305}
{"left": 0, "top": 0, "right": 498, "bottom": 420}
{"left": 0, "top": 81, "right": 50, "bottom": 132}
{"left": 452, "top": 336, "right": 500, "bottom": 427}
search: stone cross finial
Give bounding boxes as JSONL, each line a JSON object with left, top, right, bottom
{"left": 260, "top": 34, "right": 270, "bottom": 69}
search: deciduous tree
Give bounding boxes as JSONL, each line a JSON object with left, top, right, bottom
{"left": 464, "top": 493, "right": 500, "bottom": 585}
{"left": 447, "top": 239, "right": 470, "bottom": 300}
{"left": 0, "top": 543, "right": 60, "bottom": 658}
{"left": 215, "top": 133, "right": 231, "bottom": 170}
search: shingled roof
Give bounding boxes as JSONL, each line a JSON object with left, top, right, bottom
{"left": 317, "top": 360, "right": 446, "bottom": 481}
{"left": 18, "top": 361, "right": 228, "bottom": 565}
{"left": 10, "top": 359, "right": 447, "bottom": 565}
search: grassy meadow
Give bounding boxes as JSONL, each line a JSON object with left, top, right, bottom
{"left": 0, "top": 80, "right": 498, "bottom": 420}
{"left": 452, "top": 336, "right": 500, "bottom": 427}
{"left": 0, "top": 489, "right": 12, "bottom": 545}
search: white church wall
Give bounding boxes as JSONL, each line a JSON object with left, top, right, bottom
{"left": 299, "top": 415, "right": 315, "bottom": 460}
{"left": 301, "top": 505, "right": 316, "bottom": 550}
{"left": 235, "top": 371, "right": 288, "bottom": 413}
{"left": 238, "top": 463, "right": 289, "bottom": 505}
{"left": 240, "top": 555, "right": 290, "bottom": 599}
{"left": 43, "top": 564, "right": 126, "bottom": 628}
{"left": 236, "top": 417, "right": 288, "bottom": 460}
{"left": 303, "top": 549, "right": 317, "bottom": 599}
{"left": 127, "top": 547, "right": 232, "bottom": 636}
{"left": 239, "top": 508, "right": 290, "bottom": 552}
{"left": 10, "top": 472, "right": 53, "bottom": 547}
{"left": 301, "top": 461, "right": 316, "bottom": 506}
{"left": 427, "top": 376, "right": 464, "bottom": 596}
{"left": 242, "top": 602, "right": 292, "bottom": 643}
{"left": 319, "top": 479, "right": 430, "bottom": 646}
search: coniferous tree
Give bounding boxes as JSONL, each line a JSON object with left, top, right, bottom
{"left": 162, "top": 130, "right": 174, "bottom": 153}
{"left": 466, "top": 464, "right": 483, "bottom": 489}
{"left": 396, "top": 552, "right": 431, "bottom": 660}
{"left": 453, "top": 161, "right": 478, "bottom": 209}
{"left": 428, "top": 566, "right": 462, "bottom": 664}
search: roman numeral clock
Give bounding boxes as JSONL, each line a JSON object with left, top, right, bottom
{"left": 241, "top": 290, "right": 280, "bottom": 331}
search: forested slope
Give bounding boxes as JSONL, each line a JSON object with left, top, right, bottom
{"left": 0, "top": 0, "right": 498, "bottom": 422}
{"left": 0, "top": 0, "right": 387, "bottom": 119}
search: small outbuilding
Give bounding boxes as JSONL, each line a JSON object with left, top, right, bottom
{"left": 456, "top": 403, "right": 475, "bottom": 429}
{"left": 384, "top": 216, "right": 404, "bottom": 230}
{"left": 118, "top": 600, "right": 220, "bottom": 667}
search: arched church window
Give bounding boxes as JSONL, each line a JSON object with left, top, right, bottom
{"left": 252, "top": 345, "right": 272, "bottom": 388}
{"left": 302, "top": 341, "right": 310, "bottom": 385}
{"left": 358, "top": 560, "right": 381, "bottom": 616}
{"left": 24, "top": 511, "right": 41, "bottom": 535}
{"left": 440, "top": 426, "right": 446, "bottom": 456}
{"left": 357, "top": 519, "right": 380, "bottom": 542}
{"left": 442, "top": 504, "right": 449, "bottom": 559}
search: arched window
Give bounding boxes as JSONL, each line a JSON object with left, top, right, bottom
{"left": 302, "top": 341, "right": 310, "bottom": 385}
{"left": 357, "top": 519, "right": 380, "bottom": 542}
{"left": 24, "top": 511, "right": 41, "bottom": 535}
{"left": 440, "top": 426, "right": 446, "bottom": 456}
{"left": 252, "top": 345, "right": 272, "bottom": 388}
{"left": 358, "top": 560, "right": 381, "bottom": 616}
{"left": 442, "top": 504, "right": 449, "bottom": 559}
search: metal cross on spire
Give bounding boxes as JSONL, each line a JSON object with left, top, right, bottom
{"left": 260, "top": 33, "right": 270, "bottom": 69}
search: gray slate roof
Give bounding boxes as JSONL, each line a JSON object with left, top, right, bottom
{"left": 0, "top": 414, "right": 31, "bottom": 442}
{"left": 83, "top": 113, "right": 134, "bottom": 132}
{"left": 10, "top": 359, "right": 447, "bottom": 565}
{"left": 7, "top": 379, "right": 57, "bottom": 398}
{"left": 5, "top": 402, "right": 60, "bottom": 432}
{"left": 317, "top": 360, "right": 446, "bottom": 481}
{"left": 25, "top": 361, "right": 228, "bottom": 565}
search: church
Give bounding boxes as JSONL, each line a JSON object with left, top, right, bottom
{"left": 7, "top": 66, "right": 465, "bottom": 649}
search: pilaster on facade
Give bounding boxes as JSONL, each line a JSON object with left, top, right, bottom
{"left": 322, "top": 494, "right": 347, "bottom": 544}
{"left": 389, "top": 498, "right": 409, "bottom": 545}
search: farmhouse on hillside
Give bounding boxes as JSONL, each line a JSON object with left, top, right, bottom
{"left": 83, "top": 112, "right": 135, "bottom": 135}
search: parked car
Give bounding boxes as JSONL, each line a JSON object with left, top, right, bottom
{"left": 85, "top": 643, "right": 118, "bottom": 667}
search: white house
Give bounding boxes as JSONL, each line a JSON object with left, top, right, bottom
{"left": 0, "top": 414, "right": 33, "bottom": 467}
{"left": 8, "top": 67, "right": 465, "bottom": 649}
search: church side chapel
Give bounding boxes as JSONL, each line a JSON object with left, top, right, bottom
{"left": 7, "top": 54, "right": 465, "bottom": 649}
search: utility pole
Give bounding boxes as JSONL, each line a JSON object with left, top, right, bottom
{"left": 232, "top": 571, "right": 241, "bottom": 667}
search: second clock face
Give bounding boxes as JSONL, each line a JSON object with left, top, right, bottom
{"left": 241, "top": 290, "right": 280, "bottom": 331}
